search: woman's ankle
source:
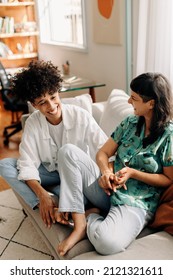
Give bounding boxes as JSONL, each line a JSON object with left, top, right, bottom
{"left": 85, "top": 207, "right": 100, "bottom": 218}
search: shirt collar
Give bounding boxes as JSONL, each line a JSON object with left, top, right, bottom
{"left": 38, "top": 104, "right": 74, "bottom": 139}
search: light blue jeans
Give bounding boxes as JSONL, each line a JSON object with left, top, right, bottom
{"left": 0, "top": 158, "right": 60, "bottom": 209}
{"left": 58, "top": 144, "right": 153, "bottom": 255}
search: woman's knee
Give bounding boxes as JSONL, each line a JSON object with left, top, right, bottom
{"left": 58, "top": 144, "right": 81, "bottom": 162}
{"left": 87, "top": 219, "right": 125, "bottom": 255}
{"left": 0, "top": 158, "right": 17, "bottom": 177}
{"left": 88, "top": 225, "right": 125, "bottom": 255}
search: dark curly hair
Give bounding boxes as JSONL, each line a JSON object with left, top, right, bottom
{"left": 130, "top": 72, "right": 173, "bottom": 147}
{"left": 11, "top": 60, "right": 63, "bottom": 103}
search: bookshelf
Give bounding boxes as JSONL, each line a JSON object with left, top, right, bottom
{"left": 0, "top": 0, "right": 38, "bottom": 68}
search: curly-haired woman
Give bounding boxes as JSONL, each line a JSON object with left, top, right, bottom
{"left": 0, "top": 60, "right": 107, "bottom": 229}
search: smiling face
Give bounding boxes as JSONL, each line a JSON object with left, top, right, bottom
{"left": 32, "top": 92, "right": 62, "bottom": 125}
{"left": 128, "top": 91, "right": 155, "bottom": 118}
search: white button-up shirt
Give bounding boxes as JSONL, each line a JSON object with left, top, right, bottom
{"left": 17, "top": 104, "right": 108, "bottom": 182}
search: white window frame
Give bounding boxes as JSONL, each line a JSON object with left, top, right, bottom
{"left": 36, "top": 0, "right": 87, "bottom": 51}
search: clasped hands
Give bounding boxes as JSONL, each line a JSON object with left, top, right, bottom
{"left": 98, "top": 167, "right": 129, "bottom": 196}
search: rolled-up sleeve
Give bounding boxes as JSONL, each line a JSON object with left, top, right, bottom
{"left": 17, "top": 118, "right": 41, "bottom": 182}
{"left": 160, "top": 133, "right": 173, "bottom": 167}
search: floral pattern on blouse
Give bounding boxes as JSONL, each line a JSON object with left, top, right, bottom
{"left": 110, "top": 115, "right": 173, "bottom": 213}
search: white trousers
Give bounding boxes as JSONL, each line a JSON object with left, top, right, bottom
{"left": 58, "top": 144, "right": 153, "bottom": 255}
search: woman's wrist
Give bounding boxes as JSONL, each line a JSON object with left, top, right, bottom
{"left": 128, "top": 167, "right": 135, "bottom": 178}
{"left": 101, "top": 169, "right": 113, "bottom": 175}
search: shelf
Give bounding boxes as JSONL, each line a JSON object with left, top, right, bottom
{"left": 0, "top": 31, "right": 39, "bottom": 38}
{"left": 0, "top": 0, "right": 38, "bottom": 68}
{"left": 0, "top": 52, "right": 38, "bottom": 60}
{"left": 0, "top": 2, "right": 35, "bottom": 7}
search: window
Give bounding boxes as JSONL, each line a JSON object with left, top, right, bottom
{"left": 37, "top": 0, "right": 87, "bottom": 51}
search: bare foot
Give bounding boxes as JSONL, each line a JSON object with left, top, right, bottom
{"left": 57, "top": 213, "right": 86, "bottom": 256}
{"left": 85, "top": 207, "right": 100, "bottom": 218}
{"left": 58, "top": 227, "right": 86, "bottom": 256}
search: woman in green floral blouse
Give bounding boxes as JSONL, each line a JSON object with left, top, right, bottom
{"left": 57, "top": 73, "right": 173, "bottom": 256}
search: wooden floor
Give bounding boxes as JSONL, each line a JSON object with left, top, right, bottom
{"left": 0, "top": 96, "right": 20, "bottom": 191}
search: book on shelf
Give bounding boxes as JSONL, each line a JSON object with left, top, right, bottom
{"left": 0, "top": 0, "right": 17, "bottom": 3}
{"left": 0, "top": 0, "right": 9, "bottom": 3}
{"left": 0, "top": 17, "right": 3, "bottom": 32}
{"left": 0, "top": 16, "right": 14, "bottom": 34}
{"left": 0, "top": 42, "right": 13, "bottom": 57}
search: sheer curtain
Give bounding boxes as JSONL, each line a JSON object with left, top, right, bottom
{"left": 134, "top": 0, "right": 173, "bottom": 87}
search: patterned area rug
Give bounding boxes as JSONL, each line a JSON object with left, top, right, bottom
{"left": 0, "top": 189, "right": 54, "bottom": 260}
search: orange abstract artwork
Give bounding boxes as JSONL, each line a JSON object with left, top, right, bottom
{"left": 93, "top": 0, "right": 122, "bottom": 45}
{"left": 97, "top": 0, "right": 114, "bottom": 19}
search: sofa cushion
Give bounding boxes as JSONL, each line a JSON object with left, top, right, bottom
{"left": 14, "top": 190, "right": 94, "bottom": 260}
{"left": 73, "top": 231, "right": 173, "bottom": 260}
{"left": 99, "top": 89, "right": 134, "bottom": 136}
{"left": 149, "top": 184, "right": 173, "bottom": 235}
{"left": 27, "top": 93, "right": 93, "bottom": 115}
{"left": 61, "top": 93, "right": 92, "bottom": 114}
{"left": 92, "top": 101, "right": 106, "bottom": 124}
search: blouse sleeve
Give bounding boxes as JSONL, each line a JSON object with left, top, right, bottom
{"left": 160, "top": 132, "right": 173, "bottom": 167}
{"left": 110, "top": 116, "right": 132, "bottom": 144}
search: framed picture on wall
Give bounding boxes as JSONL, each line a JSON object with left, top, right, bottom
{"left": 93, "top": 0, "right": 123, "bottom": 45}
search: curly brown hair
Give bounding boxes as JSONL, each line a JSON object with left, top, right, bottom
{"left": 11, "top": 60, "right": 63, "bottom": 103}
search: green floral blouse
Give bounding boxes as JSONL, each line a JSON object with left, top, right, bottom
{"left": 110, "top": 115, "right": 173, "bottom": 213}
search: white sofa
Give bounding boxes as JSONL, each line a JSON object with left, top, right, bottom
{"left": 14, "top": 90, "right": 173, "bottom": 260}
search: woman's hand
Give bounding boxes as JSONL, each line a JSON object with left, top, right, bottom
{"left": 54, "top": 210, "right": 70, "bottom": 225}
{"left": 98, "top": 167, "right": 132, "bottom": 195}
{"left": 38, "top": 192, "right": 57, "bottom": 228}
{"left": 25, "top": 180, "right": 58, "bottom": 228}
{"left": 114, "top": 167, "right": 133, "bottom": 191}
{"left": 98, "top": 171, "right": 120, "bottom": 195}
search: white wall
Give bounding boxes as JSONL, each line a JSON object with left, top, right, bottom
{"left": 35, "top": 0, "right": 127, "bottom": 102}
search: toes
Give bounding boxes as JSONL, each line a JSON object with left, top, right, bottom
{"left": 57, "top": 243, "right": 67, "bottom": 256}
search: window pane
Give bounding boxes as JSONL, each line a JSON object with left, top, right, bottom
{"left": 37, "top": 0, "right": 86, "bottom": 50}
